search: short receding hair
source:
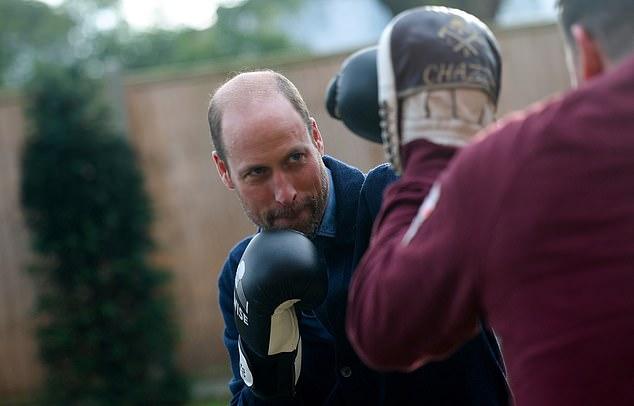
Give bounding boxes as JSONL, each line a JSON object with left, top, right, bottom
{"left": 558, "top": 0, "right": 634, "bottom": 64}
{"left": 208, "top": 70, "right": 312, "bottom": 164}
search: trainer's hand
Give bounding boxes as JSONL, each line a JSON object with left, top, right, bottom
{"left": 234, "top": 230, "right": 327, "bottom": 399}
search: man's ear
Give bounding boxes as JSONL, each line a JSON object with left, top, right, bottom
{"left": 572, "top": 24, "right": 605, "bottom": 82}
{"left": 310, "top": 118, "right": 325, "bottom": 156}
{"left": 212, "top": 151, "right": 235, "bottom": 190}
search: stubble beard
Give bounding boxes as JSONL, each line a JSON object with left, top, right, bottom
{"left": 240, "top": 166, "right": 329, "bottom": 237}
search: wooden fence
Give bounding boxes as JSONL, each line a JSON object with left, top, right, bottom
{"left": 0, "top": 22, "right": 569, "bottom": 397}
{"left": 0, "top": 94, "right": 45, "bottom": 399}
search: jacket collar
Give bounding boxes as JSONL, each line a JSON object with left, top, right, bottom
{"left": 322, "top": 155, "right": 365, "bottom": 245}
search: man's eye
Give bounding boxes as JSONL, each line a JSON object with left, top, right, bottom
{"left": 245, "top": 167, "right": 266, "bottom": 179}
{"left": 289, "top": 153, "right": 305, "bottom": 163}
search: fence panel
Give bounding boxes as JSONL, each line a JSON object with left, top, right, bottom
{"left": 0, "top": 97, "right": 43, "bottom": 397}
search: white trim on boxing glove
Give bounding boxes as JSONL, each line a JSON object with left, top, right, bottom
{"left": 294, "top": 338, "right": 302, "bottom": 385}
{"left": 268, "top": 299, "right": 300, "bottom": 355}
{"left": 238, "top": 335, "right": 302, "bottom": 389}
{"left": 239, "top": 340, "right": 255, "bottom": 387}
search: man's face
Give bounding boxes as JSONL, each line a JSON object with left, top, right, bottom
{"left": 213, "top": 94, "right": 328, "bottom": 236}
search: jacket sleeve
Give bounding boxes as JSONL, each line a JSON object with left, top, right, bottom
{"left": 347, "top": 139, "right": 485, "bottom": 372}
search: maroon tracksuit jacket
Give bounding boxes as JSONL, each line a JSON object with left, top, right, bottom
{"left": 347, "top": 54, "right": 634, "bottom": 406}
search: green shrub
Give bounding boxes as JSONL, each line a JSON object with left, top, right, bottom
{"left": 21, "top": 65, "right": 190, "bottom": 405}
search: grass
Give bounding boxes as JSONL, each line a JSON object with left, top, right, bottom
{"left": 0, "top": 366, "right": 232, "bottom": 406}
{"left": 187, "top": 399, "right": 229, "bottom": 406}
{"left": 0, "top": 395, "right": 229, "bottom": 406}
{"left": 188, "top": 399, "right": 229, "bottom": 406}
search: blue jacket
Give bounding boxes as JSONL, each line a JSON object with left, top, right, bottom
{"left": 218, "top": 157, "right": 509, "bottom": 405}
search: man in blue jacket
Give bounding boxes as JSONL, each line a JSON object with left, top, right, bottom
{"left": 211, "top": 70, "right": 367, "bottom": 404}
{"left": 210, "top": 68, "right": 508, "bottom": 404}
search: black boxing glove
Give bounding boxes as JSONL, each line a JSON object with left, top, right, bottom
{"left": 234, "top": 230, "right": 327, "bottom": 400}
{"left": 325, "top": 47, "right": 382, "bottom": 144}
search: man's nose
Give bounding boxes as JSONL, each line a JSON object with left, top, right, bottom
{"left": 273, "top": 171, "right": 297, "bottom": 205}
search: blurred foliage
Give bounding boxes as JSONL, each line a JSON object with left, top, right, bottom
{"left": 0, "top": 0, "right": 75, "bottom": 86}
{"left": 379, "top": 0, "right": 502, "bottom": 21}
{"left": 0, "top": 0, "right": 302, "bottom": 88}
{"left": 20, "top": 64, "right": 190, "bottom": 405}
{"left": 90, "top": 0, "right": 302, "bottom": 70}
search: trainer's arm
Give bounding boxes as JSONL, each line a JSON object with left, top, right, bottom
{"left": 346, "top": 139, "right": 484, "bottom": 372}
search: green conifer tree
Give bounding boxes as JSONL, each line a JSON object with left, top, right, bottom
{"left": 20, "top": 64, "right": 189, "bottom": 405}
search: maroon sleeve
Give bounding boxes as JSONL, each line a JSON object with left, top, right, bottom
{"left": 346, "top": 136, "right": 500, "bottom": 372}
